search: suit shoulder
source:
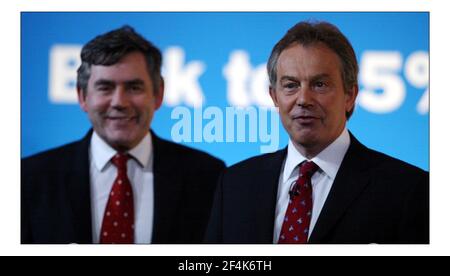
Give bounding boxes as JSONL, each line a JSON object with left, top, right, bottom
{"left": 226, "top": 150, "right": 285, "bottom": 175}
{"left": 155, "top": 138, "right": 225, "bottom": 169}
{"left": 365, "top": 146, "right": 428, "bottom": 177}
{"left": 22, "top": 141, "right": 83, "bottom": 173}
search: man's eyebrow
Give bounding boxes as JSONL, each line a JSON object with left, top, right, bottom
{"left": 94, "top": 79, "right": 115, "bottom": 86}
{"left": 124, "top": 79, "right": 145, "bottom": 85}
{"left": 279, "top": 73, "right": 331, "bottom": 82}
{"left": 310, "top": 73, "right": 331, "bottom": 81}
{"left": 280, "top": 76, "right": 299, "bottom": 82}
{"left": 93, "top": 79, "right": 146, "bottom": 86}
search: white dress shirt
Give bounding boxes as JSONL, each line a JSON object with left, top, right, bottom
{"left": 90, "top": 131, "right": 154, "bottom": 244}
{"left": 273, "top": 128, "right": 350, "bottom": 243}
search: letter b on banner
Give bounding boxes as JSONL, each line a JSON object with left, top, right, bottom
{"left": 49, "top": 45, "right": 81, "bottom": 104}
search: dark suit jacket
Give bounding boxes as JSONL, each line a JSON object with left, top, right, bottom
{"left": 205, "top": 133, "right": 429, "bottom": 244}
{"left": 21, "top": 130, "right": 225, "bottom": 244}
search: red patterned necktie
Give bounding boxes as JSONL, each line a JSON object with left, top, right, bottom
{"left": 278, "top": 161, "right": 319, "bottom": 244}
{"left": 100, "top": 153, "right": 135, "bottom": 244}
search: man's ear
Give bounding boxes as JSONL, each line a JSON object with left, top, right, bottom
{"left": 269, "top": 86, "right": 279, "bottom": 108}
{"left": 77, "top": 87, "right": 88, "bottom": 112}
{"left": 154, "top": 77, "right": 165, "bottom": 110}
{"left": 345, "top": 84, "right": 358, "bottom": 114}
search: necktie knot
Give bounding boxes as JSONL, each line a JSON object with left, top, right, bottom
{"left": 111, "top": 153, "right": 129, "bottom": 172}
{"left": 299, "top": 161, "right": 319, "bottom": 177}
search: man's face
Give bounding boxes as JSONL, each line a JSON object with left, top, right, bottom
{"left": 270, "top": 43, "right": 357, "bottom": 158}
{"left": 78, "top": 51, "right": 163, "bottom": 151}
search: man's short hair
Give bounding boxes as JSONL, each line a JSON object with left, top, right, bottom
{"left": 77, "top": 25, "right": 162, "bottom": 95}
{"left": 267, "top": 21, "right": 359, "bottom": 119}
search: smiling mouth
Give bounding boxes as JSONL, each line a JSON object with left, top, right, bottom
{"left": 293, "top": 116, "right": 318, "bottom": 124}
{"left": 107, "top": 116, "right": 137, "bottom": 122}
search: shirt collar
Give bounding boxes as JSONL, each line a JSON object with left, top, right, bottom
{"left": 90, "top": 131, "right": 152, "bottom": 171}
{"left": 283, "top": 128, "right": 350, "bottom": 183}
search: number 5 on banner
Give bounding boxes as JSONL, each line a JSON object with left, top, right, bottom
{"left": 358, "top": 51, "right": 429, "bottom": 114}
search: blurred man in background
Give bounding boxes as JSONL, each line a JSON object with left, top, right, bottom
{"left": 22, "top": 26, "right": 225, "bottom": 244}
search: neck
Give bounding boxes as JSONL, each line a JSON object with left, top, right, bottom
{"left": 292, "top": 128, "right": 346, "bottom": 159}
{"left": 292, "top": 142, "right": 324, "bottom": 160}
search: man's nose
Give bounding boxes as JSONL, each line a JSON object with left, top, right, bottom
{"left": 110, "top": 86, "right": 130, "bottom": 108}
{"left": 295, "top": 86, "right": 314, "bottom": 107}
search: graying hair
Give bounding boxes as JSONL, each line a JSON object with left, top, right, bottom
{"left": 77, "top": 25, "right": 162, "bottom": 96}
{"left": 267, "top": 21, "right": 358, "bottom": 118}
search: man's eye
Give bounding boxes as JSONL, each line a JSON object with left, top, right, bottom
{"left": 314, "top": 81, "right": 328, "bottom": 88}
{"left": 284, "top": 82, "right": 299, "bottom": 89}
{"left": 97, "top": 86, "right": 111, "bottom": 91}
{"left": 126, "top": 83, "right": 144, "bottom": 92}
{"left": 315, "top": 81, "right": 325, "bottom": 87}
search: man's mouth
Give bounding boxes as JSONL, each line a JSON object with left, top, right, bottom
{"left": 106, "top": 116, "right": 137, "bottom": 122}
{"left": 292, "top": 115, "right": 319, "bottom": 124}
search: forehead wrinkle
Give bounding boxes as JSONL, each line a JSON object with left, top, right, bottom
{"left": 277, "top": 44, "right": 341, "bottom": 85}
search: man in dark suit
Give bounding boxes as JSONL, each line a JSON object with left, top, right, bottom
{"left": 22, "top": 26, "right": 225, "bottom": 244}
{"left": 205, "top": 21, "right": 428, "bottom": 244}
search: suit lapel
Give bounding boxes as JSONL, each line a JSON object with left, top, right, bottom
{"left": 151, "top": 132, "right": 184, "bottom": 243}
{"left": 309, "top": 133, "right": 371, "bottom": 243}
{"left": 65, "top": 130, "right": 93, "bottom": 243}
{"left": 253, "top": 148, "right": 287, "bottom": 242}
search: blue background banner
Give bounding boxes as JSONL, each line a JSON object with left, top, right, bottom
{"left": 21, "top": 12, "right": 429, "bottom": 170}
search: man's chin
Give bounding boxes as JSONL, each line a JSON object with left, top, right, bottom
{"left": 102, "top": 131, "right": 140, "bottom": 151}
{"left": 292, "top": 129, "right": 317, "bottom": 141}
{"left": 291, "top": 132, "right": 320, "bottom": 148}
